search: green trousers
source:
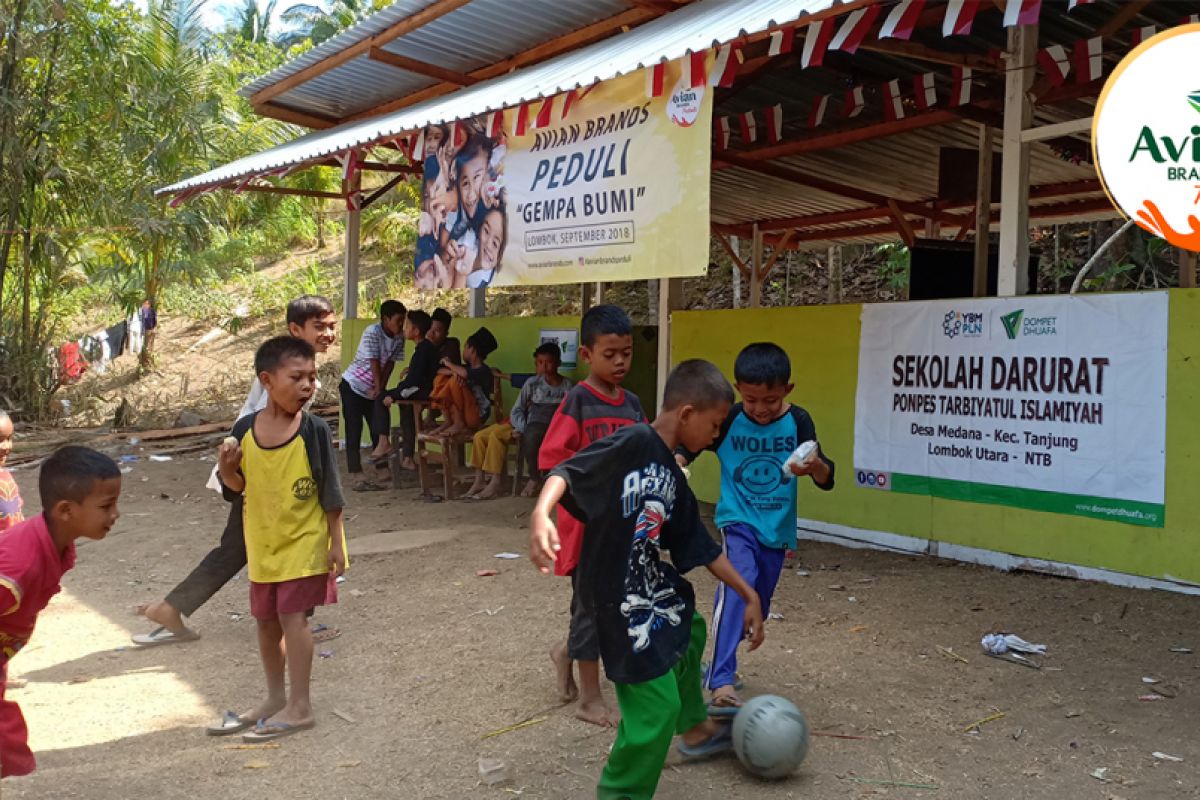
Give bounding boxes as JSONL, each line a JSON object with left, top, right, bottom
{"left": 597, "top": 613, "right": 708, "bottom": 800}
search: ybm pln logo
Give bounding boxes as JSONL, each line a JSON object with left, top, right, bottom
{"left": 1094, "top": 25, "right": 1200, "bottom": 253}
{"left": 942, "top": 310, "right": 983, "bottom": 339}
{"left": 999, "top": 309, "right": 1058, "bottom": 340}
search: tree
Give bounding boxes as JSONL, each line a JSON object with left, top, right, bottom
{"left": 277, "top": 0, "right": 372, "bottom": 47}
{"left": 228, "top": 0, "right": 279, "bottom": 44}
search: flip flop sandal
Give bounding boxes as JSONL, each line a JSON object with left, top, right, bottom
{"left": 700, "top": 662, "right": 745, "bottom": 692}
{"left": 676, "top": 724, "right": 733, "bottom": 759}
{"left": 242, "top": 720, "right": 316, "bottom": 743}
{"left": 206, "top": 711, "right": 256, "bottom": 736}
{"left": 351, "top": 480, "right": 387, "bottom": 492}
{"left": 131, "top": 625, "right": 201, "bottom": 647}
{"left": 706, "top": 702, "right": 741, "bottom": 719}
{"left": 311, "top": 624, "right": 341, "bottom": 644}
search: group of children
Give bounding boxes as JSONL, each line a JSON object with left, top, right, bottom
{"left": 0, "top": 296, "right": 834, "bottom": 798}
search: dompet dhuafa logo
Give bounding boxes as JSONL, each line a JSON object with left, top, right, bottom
{"left": 1094, "top": 25, "right": 1200, "bottom": 253}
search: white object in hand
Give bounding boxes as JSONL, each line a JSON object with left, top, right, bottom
{"left": 781, "top": 441, "right": 818, "bottom": 479}
{"left": 223, "top": 436, "right": 238, "bottom": 449}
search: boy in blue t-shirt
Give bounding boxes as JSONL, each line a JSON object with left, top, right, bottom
{"left": 678, "top": 342, "right": 834, "bottom": 712}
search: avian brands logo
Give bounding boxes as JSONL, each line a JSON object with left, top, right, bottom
{"left": 1001, "top": 309, "right": 1024, "bottom": 340}
{"left": 1094, "top": 26, "right": 1200, "bottom": 253}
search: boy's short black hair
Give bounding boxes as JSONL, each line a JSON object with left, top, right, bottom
{"left": 441, "top": 337, "right": 462, "bottom": 366}
{"left": 407, "top": 310, "right": 432, "bottom": 336}
{"left": 431, "top": 307, "right": 452, "bottom": 332}
{"left": 662, "top": 359, "right": 734, "bottom": 412}
{"left": 286, "top": 295, "right": 335, "bottom": 327}
{"left": 39, "top": 446, "right": 120, "bottom": 509}
{"left": 580, "top": 304, "right": 632, "bottom": 347}
{"left": 734, "top": 342, "right": 791, "bottom": 388}
{"left": 534, "top": 341, "right": 562, "bottom": 364}
{"left": 255, "top": 336, "right": 316, "bottom": 375}
{"left": 467, "top": 326, "right": 498, "bottom": 359}
{"left": 380, "top": 300, "right": 407, "bottom": 322}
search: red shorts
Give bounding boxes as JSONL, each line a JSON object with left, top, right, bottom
{"left": 250, "top": 574, "right": 336, "bottom": 620}
{"left": 0, "top": 664, "right": 34, "bottom": 777}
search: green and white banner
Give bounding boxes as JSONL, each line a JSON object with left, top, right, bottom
{"left": 853, "top": 293, "right": 1168, "bottom": 527}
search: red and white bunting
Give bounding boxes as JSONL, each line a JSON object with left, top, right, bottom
{"left": 1003, "top": 0, "right": 1042, "bottom": 28}
{"left": 765, "top": 104, "right": 783, "bottom": 144}
{"left": 684, "top": 51, "right": 707, "bottom": 89}
{"left": 739, "top": 110, "right": 757, "bottom": 144}
{"left": 710, "top": 43, "right": 740, "bottom": 88}
{"left": 951, "top": 66, "right": 973, "bottom": 106}
{"left": 1074, "top": 36, "right": 1102, "bottom": 84}
{"left": 533, "top": 97, "right": 554, "bottom": 130}
{"left": 453, "top": 120, "right": 466, "bottom": 147}
{"left": 560, "top": 90, "right": 578, "bottom": 121}
{"left": 913, "top": 72, "right": 937, "bottom": 110}
{"left": 883, "top": 79, "right": 905, "bottom": 122}
{"left": 1037, "top": 44, "right": 1072, "bottom": 86}
{"left": 515, "top": 103, "right": 530, "bottom": 136}
{"left": 412, "top": 129, "right": 426, "bottom": 160}
{"left": 646, "top": 62, "right": 667, "bottom": 98}
{"left": 486, "top": 111, "right": 503, "bottom": 138}
{"left": 808, "top": 94, "right": 830, "bottom": 127}
{"left": 716, "top": 116, "right": 731, "bottom": 150}
{"left": 1130, "top": 25, "right": 1155, "bottom": 47}
{"left": 844, "top": 86, "right": 865, "bottom": 118}
{"left": 346, "top": 190, "right": 363, "bottom": 212}
{"left": 942, "top": 0, "right": 981, "bottom": 36}
{"left": 768, "top": 26, "right": 794, "bottom": 56}
{"left": 337, "top": 149, "right": 359, "bottom": 182}
{"left": 828, "top": 5, "right": 880, "bottom": 55}
{"left": 1067, "top": 0, "right": 1096, "bottom": 9}
{"left": 799, "top": 18, "right": 836, "bottom": 68}
{"left": 879, "top": 0, "right": 925, "bottom": 41}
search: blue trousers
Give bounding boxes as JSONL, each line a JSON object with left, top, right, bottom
{"left": 705, "top": 522, "right": 786, "bottom": 691}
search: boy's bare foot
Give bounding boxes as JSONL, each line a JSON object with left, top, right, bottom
{"left": 241, "top": 696, "right": 287, "bottom": 726}
{"left": 137, "top": 601, "right": 188, "bottom": 635}
{"left": 400, "top": 458, "right": 417, "bottom": 471}
{"left": 466, "top": 478, "right": 486, "bottom": 496}
{"left": 575, "top": 695, "right": 615, "bottom": 727}
{"left": 443, "top": 424, "right": 468, "bottom": 437}
{"left": 260, "top": 703, "right": 314, "bottom": 729}
{"left": 474, "top": 477, "right": 502, "bottom": 500}
{"left": 520, "top": 479, "right": 538, "bottom": 498}
{"left": 709, "top": 685, "right": 742, "bottom": 709}
{"left": 369, "top": 443, "right": 393, "bottom": 461}
{"left": 680, "top": 717, "right": 727, "bottom": 747}
{"left": 551, "top": 643, "right": 578, "bottom": 702}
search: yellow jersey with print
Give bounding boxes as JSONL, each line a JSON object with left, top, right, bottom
{"left": 226, "top": 412, "right": 345, "bottom": 584}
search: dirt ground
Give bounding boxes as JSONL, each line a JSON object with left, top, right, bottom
{"left": 3, "top": 452, "right": 1198, "bottom": 800}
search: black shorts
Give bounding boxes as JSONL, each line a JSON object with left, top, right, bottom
{"left": 567, "top": 572, "right": 600, "bottom": 662}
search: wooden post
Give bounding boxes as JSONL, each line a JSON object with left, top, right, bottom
{"left": 342, "top": 173, "right": 361, "bottom": 320}
{"left": 655, "top": 278, "right": 684, "bottom": 413}
{"left": 469, "top": 287, "right": 486, "bottom": 317}
{"left": 731, "top": 235, "right": 742, "bottom": 308}
{"left": 1181, "top": 249, "right": 1197, "bottom": 289}
{"left": 974, "top": 124, "right": 994, "bottom": 297}
{"left": 997, "top": 24, "right": 1036, "bottom": 296}
{"left": 749, "top": 225, "right": 763, "bottom": 307}
{"left": 594, "top": 282, "right": 605, "bottom": 304}
{"left": 827, "top": 245, "right": 842, "bottom": 304}
{"left": 581, "top": 282, "right": 594, "bottom": 311}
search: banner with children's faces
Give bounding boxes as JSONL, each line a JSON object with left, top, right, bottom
{"left": 414, "top": 62, "right": 713, "bottom": 288}
{"left": 853, "top": 293, "right": 1168, "bottom": 527}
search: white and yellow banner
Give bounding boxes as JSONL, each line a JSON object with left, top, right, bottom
{"left": 413, "top": 62, "right": 713, "bottom": 288}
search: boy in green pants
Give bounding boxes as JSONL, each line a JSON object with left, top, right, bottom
{"left": 530, "top": 360, "right": 765, "bottom": 799}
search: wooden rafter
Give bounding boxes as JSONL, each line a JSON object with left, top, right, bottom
{"left": 759, "top": 229, "right": 795, "bottom": 279}
{"left": 256, "top": 103, "right": 341, "bottom": 130}
{"left": 857, "top": 39, "right": 1000, "bottom": 72}
{"left": 360, "top": 174, "right": 408, "bottom": 209}
{"left": 622, "top": 0, "right": 676, "bottom": 14}
{"left": 1096, "top": 0, "right": 1152, "bottom": 37}
{"left": 368, "top": 46, "right": 479, "bottom": 86}
{"left": 250, "top": 0, "right": 474, "bottom": 108}
{"left": 715, "top": 234, "right": 750, "bottom": 278}
{"left": 223, "top": 184, "right": 342, "bottom": 199}
{"left": 886, "top": 199, "right": 916, "bottom": 248}
{"left": 358, "top": 161, "right": 421, "bottom": 174}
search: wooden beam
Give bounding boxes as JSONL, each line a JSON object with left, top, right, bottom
{"left": 955, "top": 213, "right": 974, "bottom": 242}
{"left": 346, "top": 7, "right": 656, "bottom": 122}
{"left": 254, "top": 103, "right": 339, "bottom": 129}
{"left": 1180, "top": 249, "right": 1197, "bottom": 289}
{"left": 1096, "top": 0, "right": 1151, "bottom": 37}
{"left": 730, "top": 109, "right": 961, "bottom": 162}
{"left": 360, "top": 174, "right": 408, "bottom": 209}
{"left": 857, "top": 39, "right": 1000, "bottom": 72}
{"left": 251, "top": 0, "right": 473, "bottom": 107}
{"left": 715, "top": 234, "right": 750, "bottom": 277}
{"left": 1020, "top": 117, "right": 1092, "bottom": 143}
{"left": 973, "top": 124, "right": 994, "bottom": 297}
{"left": 1035, "top": 78, "right": 1103, "bottom": 106}
{"left": 759, "top": 229, "right": 795, "bottom": 279}
{"left": 359, "top": 161, "right": 421, "bottom": 174}
{"left": 886, "top": 199, "right": 916, "bottom": 248}
{"left": 749, "top": 225, "right": 763, "bottom": 307}
{"left": 997, "top": 24, "right": 1036, "bottom": 296}
{"left": 623, "top": 0, "right": 675, "bottom": 13}
{"left": 367, "top": 46, "right": 479, "bottom": 86}
{"left": 224, "top": 184, "right": 342, "bottom": 199}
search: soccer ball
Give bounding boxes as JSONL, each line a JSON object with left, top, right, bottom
{"left": 732, "top": 695, "right": 810, "bottom": 780}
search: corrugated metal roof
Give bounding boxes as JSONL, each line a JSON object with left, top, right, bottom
{"left": 162, "top": 0, "right": 845, "bottom": 193}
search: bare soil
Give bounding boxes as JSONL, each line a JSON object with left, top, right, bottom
{"left": 3, "top": 454, "right": 1198, "bottom": 799}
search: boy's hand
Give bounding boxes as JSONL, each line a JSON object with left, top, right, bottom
{"left": 788, "top": 451, "right": 818, "bottom": 476}
{"left": 529, "top": 510, "right": 560, "bottom": 574}
{"left": 382, "top": 396, "right": 394, "bottom": 408}
{"left": 217, "top": 440, "right": 241, "bottom": 476}
{"left": 743, "top": 596, "right": 765, "bottom": 651}
{"left": 328, "top": 545, "right": 347, "bottom": 577}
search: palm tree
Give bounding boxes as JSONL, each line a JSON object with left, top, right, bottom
{"left": 228, "top": 0, "right": 279, "bottom": 44}
{"left": 277, "top": 0, "right": 371, "bottom": 47}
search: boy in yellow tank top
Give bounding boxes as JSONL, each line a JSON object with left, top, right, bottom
{"left": 216, "top": 336, "right": 347, "bottom": 742}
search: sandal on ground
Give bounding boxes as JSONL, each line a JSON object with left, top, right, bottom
{"left": 242, "top": 720, "right": 315, "bottom": 743}
{"left": 131, "top": 625, "right": 201, "bottom": 647}
{"left": 311, "top": 623, "right": 341, "bottom": 644}
{"left": 351, "top": 480, "right": 387, "bottom": 492}
{"left": 700, "top": 662, "right": 745, "bottom": 691}
{"left": 676, "top": 724, "right": 733, "bottom": 759}
{"left": 206, "top": 711, "right": 256, "bottom": 736}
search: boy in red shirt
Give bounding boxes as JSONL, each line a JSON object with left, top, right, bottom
{"left": 538, "top": 305, "right": 644, "bottom": 727}
{"left": 0, "top": 446, "right": 121, "bottom": 776}
{"left": 0, "top": 411, "right": 23, "bottom": 533}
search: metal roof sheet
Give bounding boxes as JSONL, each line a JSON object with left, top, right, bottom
{"left": 162, "top": 0, "right": 844, "bottom": 193}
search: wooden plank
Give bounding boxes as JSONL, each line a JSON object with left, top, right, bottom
{"left": 359, "top": 161, "right": 421, "bottom": 174}
{"left": 360, "top": 173, "right": 408, "bottom": 209}
{"left": 253, "top": 103, "right": 339, "bottom": 129}
{"left": 729, "top": 109, "right": 961, "bottom": 162}
{"left": 343, "top": 170, "right": 362, "bottom": 320}
{"left": 886, "top": 199, "right": 916, "bottom": 248}
{"left": 974, "top": 124, "right": 994, "bottom": 297}
{"left": 623, "top": 0, "right": 676, "bottom": 13}
{"left": 250, "top": 0, "right": 474, "bottom": 107}
{"left": 749, "top": 224, "right": 763, "bottom": 307}
{"left": 858, "top": 39, "right": 1000, "bottom": 72}
{"left": 1180, "top": 249, "right": 1197, "bottom": 289}
{"left": 1020, "top": 117, "right": 1092, "bottom": 143}
{"left": 715, "top": 234, "right": 750, "bottom": 277}
{"left": 1096, "top": 0, "right": 1151, "bottom": 37}
{"left": 759, "top": 229, "right": 795, "bottom": 279}
{"left": 224, "top": 184, "right": 342, "bottom": 199}
{"left": 368, "top": 46, "right": 479, "bottom": 86}
{"left": 997, "top": 24, "right": 1036, "bottom": 296}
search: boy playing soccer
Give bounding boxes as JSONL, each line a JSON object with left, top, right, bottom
{"left": 215, "top": 336, "right": 346, "bottom": 742}
{"left": 134, "top": 295, "right": 337, "bottom": 646}
{"left": 678, "top": 342, "right": 834, "bottom": 711}
{"left": 0, "top": 446, "right": 121, "bottom": 776}
{"left": 531, "top": 360, "right": 765, "bottom": 800}
{"left": 539, "top": 305, "right": 645, "bottom": 727}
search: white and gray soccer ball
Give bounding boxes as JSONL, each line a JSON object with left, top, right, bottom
{"left": 732, "top": 694, "right": 810, "bottom": 780}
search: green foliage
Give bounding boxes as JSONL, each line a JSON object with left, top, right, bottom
{"left": 873, "top": 243, "right": 910, "bottom": 292}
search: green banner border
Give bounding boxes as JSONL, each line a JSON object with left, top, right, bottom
{"left": 888, "top": 473, "right": 1165, "bottom": 528}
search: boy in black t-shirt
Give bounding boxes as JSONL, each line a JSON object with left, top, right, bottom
{"left": 531, "top": 360, "right": 765, "bottom": 800}
{"left": 381, "top": 310, "right": 436, "bottom": 470}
